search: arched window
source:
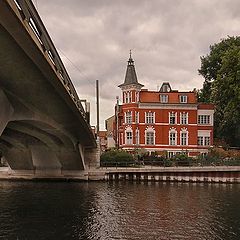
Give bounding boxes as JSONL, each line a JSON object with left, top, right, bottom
{"left": 125, "top": 127, "right": 133, "bottom": 145}
{"left": 129, "top": 91, "right": 132, "bottom": 103}
{"left": 135, "top": 129, "right": 140, "bottom": 145}
{"left": 180, "top": 128, "right": 188, "bottom": 146}
{"left": 169, "top": 128, "right": 177, "bottom": 146}
{"left": 135, "top": 112, "right": 139, "bottom": 124}
{"left": 125, "top": 92, "right": 129, "bottom": 103}
{"left": 135, "top": 91, "right": 139, "bottom": 102}
{"left": 145, "top": 127, "right": 155, "bottom": 145}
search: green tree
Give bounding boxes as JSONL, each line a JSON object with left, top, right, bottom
{"left": 199, "top": 36, "right": 240, "bottom": 146}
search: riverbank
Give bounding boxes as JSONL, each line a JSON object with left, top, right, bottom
{"left": 0, "top": 166, "right": 240, "bottom": 183}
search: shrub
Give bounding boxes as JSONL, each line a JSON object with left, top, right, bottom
{"left": 174, "top": 154, "right": 192, "bottom": 166}
{"left": 100, "top": 150, "right": 134, "bottom": 167}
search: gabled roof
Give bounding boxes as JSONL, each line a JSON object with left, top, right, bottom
{"left": 159, "top": 82, "right": 172, "bottom": 92}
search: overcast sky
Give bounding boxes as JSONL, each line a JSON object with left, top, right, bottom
{"left": 33, "top": 0, "right": 240, "bottom": 130}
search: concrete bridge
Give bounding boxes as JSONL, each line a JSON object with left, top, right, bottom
{"left": 0, "top": 0, "right": 98, "bottom": 176}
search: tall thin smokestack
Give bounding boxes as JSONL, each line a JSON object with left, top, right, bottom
{"left": 96, "top": 79, "right": 99, "bottom": 135}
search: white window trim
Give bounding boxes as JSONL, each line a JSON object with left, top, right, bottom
{"left": 136, "top": 129, "right": 140, "bottom": 145}
{"left": 169, "top": 112, "right": 177, "bottom": 125}
{"left": 160, "top": 94, "right": 168, "bottom": 103}
{"left": 180, "top": 112, "right": 188, "bottom": 125}
{"left": 135, "top": 91, "right": 139, "bottom": 102}
{"left": 145, "top": 128, "right": 155, "bottom": 145}
{"left": 145, "top": 111, "right": 155, "bottom": 124}
{"left": 180, "top": 128, "right": 188, "bottom": 146}
{"left": 198, "top": 115, "right": 211, "bottom": 125}
{"left": 124, "top": 91, "right": 132, "bottom": 103}
{"left": 169, "top": 128, "right": 177, "bottom": 146}
{"left": 179, "top": 95, "right": 188, "bottom": 103}
{"left": 168, "top": 151, "right": 183, "bottom": 158}
{"left": 125, "top": 111, "right": 132, "bottom": 124}
{"left": 197, "top": 110, "right": 214, "bottom": 126}
{"left": 197, "top": 135, "right": 211, "bottom": 146}
{"left": 125, "top": 128, "right": 133, "bottom": 145}
{"left": 135, "top": 111, "right": 139, "bottom": 124}
{"left": 126, "top": 92, "right": 129, "bottom": 103}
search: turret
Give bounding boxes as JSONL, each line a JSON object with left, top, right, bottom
{"left": 118, "top": 51, "right": 144, "bottom": 104}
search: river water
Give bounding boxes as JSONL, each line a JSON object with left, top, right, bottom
{"left": 0, "top": 181, "right": 239, "bottom": 240}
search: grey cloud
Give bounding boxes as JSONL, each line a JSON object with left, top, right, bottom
{"left": 34, "top": 0, "right": 240, "bottom": 129}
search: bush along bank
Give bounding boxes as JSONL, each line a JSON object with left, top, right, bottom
{"left": 100, "top": 148, "right": 240, "bottom": 168}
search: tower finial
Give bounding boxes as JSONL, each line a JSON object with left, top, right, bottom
{"left": 129, "top": 49, "right": 132, "bottom": 59}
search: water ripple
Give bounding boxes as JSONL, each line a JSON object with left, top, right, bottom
{"left": 0, "top": 181, "right": 239, "bottom": 239}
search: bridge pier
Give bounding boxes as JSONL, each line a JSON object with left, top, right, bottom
{"left": 5, "top": 147, "right": 34, "bottom": 173}
{"left": 84, "top": 138, "right": 100, "bottom": 169}
{"left": 57, "top": 148, "right": 85, "bottom": 171}
{"left": 0, "top": 89, "right": 13, "bottom": 135}
{"left": 31, "top": 145, "right": 61, "bottom": 176}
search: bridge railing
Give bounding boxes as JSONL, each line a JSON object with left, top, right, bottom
{"left": 10, "top": 0, "right": 87, "bottom": 121}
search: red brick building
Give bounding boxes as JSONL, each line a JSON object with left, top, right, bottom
{"left": 98, "top": 131, "right": 107, "bottom": 153}
{"left": 114, "top": 54, "right": 214, "bottom": 158}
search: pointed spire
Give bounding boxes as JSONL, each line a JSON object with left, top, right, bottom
{"left": 118, "top": 51, "right": 144, "bottom": 88}
{"left": 127, "top": 49, "right": 134, "bottom": 66}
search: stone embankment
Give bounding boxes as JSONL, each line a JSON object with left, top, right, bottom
{"left": 89, "top": 166, "right": 240, "bottom": 183}
{"left": 0, "top": 166, "right": 240, "bottom": 183}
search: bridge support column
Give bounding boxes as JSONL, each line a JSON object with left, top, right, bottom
{"left": 0, "top": 89, "right": 14, "bottom": 135}
{"left": 31, "top": 146, "right": 61, "bottom": 176}
{"left": 78, "top": 143, "right": 86, "bottom": 170}
{"left": 5, "top": 147, "right": 35, "bottom": 174}
{"left": 84, "top": 138, "right": 100, "bottom": 169}
{"left": 57, "top": 147, "right": 85, "bottom": 171}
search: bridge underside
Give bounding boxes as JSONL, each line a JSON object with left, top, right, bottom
{"left": 0, "top": 89, "right": 98, "bottom": 175}
{"left": 0, "top": 1, "right": 98, "bottom": 175}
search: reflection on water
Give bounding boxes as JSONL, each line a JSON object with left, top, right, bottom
{"left": 0, "top": 181, "right": 239, "bottom": 240}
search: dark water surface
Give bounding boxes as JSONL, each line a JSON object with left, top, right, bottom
{"left": 0, "top": 181, "right": 239, "bottom": 240}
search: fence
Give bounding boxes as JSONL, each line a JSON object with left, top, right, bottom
{"left": 100, "top": 157, "right": 240, "bottom": 168}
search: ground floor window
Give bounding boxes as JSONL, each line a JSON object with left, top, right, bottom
{"left": 167, "top": 151, "right": 183, "bottom": 158}
{"left": 200, "top": 152, "right": 208, "bottom": 158}
{"left": 198, "top": 136, "right": 210, "bottom": 146}
{"left": 204, "top": 137, "right": 210, "bottom": 146}
{"left": 198, "top": 136, "right": 204, "bottom": 146}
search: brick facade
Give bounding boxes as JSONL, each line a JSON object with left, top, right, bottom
{"left": 114, "top": 55, "right": 214, "bottom": 157}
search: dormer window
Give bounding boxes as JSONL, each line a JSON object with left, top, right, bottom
{"left": 179, "top": 95, "right": 188, "bottom": 103}
{"left": 160, "top": 94, "right": 168, "bottom": 103}
{"left": 159, "top": 82, "right": 171, "bottom": 92}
